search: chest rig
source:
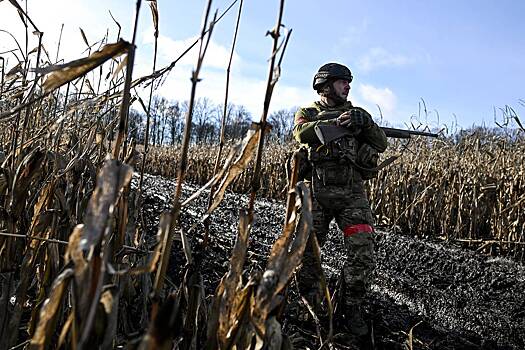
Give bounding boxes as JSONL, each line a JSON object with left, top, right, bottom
{"left": 305, "top": 108, "right": 360, "bottom": 187}
{"left": 305, "top": 108, "right": 360, "bottom": 163}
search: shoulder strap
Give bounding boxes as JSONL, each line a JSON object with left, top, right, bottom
{"left": 345, "top": 155, "right": 399, "bottom": 172}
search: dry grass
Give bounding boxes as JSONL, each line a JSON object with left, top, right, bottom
{"left": 369, "top": 131, "right": 525, "bottom": 254}
{"left": 142, "top": 129, "right": 525, "bottom": 258}
{"left": 0, "top": 0, "right": 317, "bottom": 348}
{"left": 140, "top": 142, "right": 291, "bottom": 199}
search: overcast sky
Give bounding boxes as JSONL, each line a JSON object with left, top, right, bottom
{"left": 1, "top": 0, "right": 524, "bottom": 129}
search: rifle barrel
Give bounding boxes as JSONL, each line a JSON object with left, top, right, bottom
{"left": 381, "top": 127, "right": 438, "bottom": 138}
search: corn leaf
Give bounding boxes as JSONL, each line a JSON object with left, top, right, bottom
{"left": 42, "top": 40, "right": 130, "bottom": 93}
{"left": 80, "top": 158, "right": 133, "bottom": 251}
{"left": 29, "top": 269, "right": 74, "bottom": 350}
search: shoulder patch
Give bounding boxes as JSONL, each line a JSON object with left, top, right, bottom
{"left": 304, "top": 107, "right": 319, "bottom": 119}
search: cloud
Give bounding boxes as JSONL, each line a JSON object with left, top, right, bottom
{"left": 334, "top": 19, "right": 370, "bottom": 50}
{"left": 0, "top": 0, "right": 128, "bottom": 66}
{"left": 139, "top": 32, "right": 313, "bottom": 118}
{"left": 357, "top": 47, "right": 414, "bottom": 72}
{"left": 355, "top": 83, "right": 397, "bottom": 117}
{"left": 152, "top": 63, "right": 314, "bottom": 120}
{"left": 0, "top": 1, "right": 311, "bottom": 120}
{"left": 141, "top": 32, "right": 242, "bottom": 71}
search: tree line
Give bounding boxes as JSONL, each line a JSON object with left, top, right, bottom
{"left": 128, "top": 96, "right": 297, "bottom": 146}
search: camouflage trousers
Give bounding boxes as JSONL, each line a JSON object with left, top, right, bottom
{"left": 297, "top": 182, "right": 375, "bottom": 310}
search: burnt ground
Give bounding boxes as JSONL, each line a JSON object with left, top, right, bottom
{"left": 137, "top": 174, "right": 525, "bottom": 350}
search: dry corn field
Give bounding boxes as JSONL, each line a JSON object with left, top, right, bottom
{"left": 0, "top": 0, "right": 524, "bottom": 349}
{"left": 143, "top": 132, "right": 525, "bottom": 259}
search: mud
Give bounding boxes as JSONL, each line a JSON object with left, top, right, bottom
{"left": 137, "top": 174, "right": 525, "bottom": 349}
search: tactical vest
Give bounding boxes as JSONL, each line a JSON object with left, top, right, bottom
{"left": 302, "top": 108, "right": 362, "bottom": 187}
{"left": 302, "top": 105, "right": 385, "bottom": 178}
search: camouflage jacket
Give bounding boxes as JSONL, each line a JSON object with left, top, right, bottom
{"left": 293, "top": 101, "right": 387, "bottom": 152}
{"left": 293, "top": 101, "right": 388, "bottom": 185}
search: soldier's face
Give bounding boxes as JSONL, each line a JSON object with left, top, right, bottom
{"left": 333, "top": 79, "right": 350, "bottom": 100}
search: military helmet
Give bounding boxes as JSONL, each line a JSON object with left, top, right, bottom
{"left": 312, "top": 63, "right": 353, "bottom": 90}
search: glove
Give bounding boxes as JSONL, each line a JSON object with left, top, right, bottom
{"left": 339, "top": 107, "right": 373, "bottom": 129}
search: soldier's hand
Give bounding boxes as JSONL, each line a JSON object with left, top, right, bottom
{"left": 339, "top": 108, "right": 373, "bottom": 128}
{"left": 335, "top": 111, "right": 351, "bottom": 126}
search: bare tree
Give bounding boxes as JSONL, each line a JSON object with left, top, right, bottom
{"left": 192, "top": 97, "right": 216, "bottom": 144}
{"left": 168, "top": 101, "right": 181, "bottom": 146}
{"left": 150, "top": 96, "right": 167, "bottom": 146}
{"left": 147, "top": 96, "right": 254, "bottom": 145}
{"left": 128, "top": 108, "right": 145, "bottom": 144}
{"left": 226, "top": 104, "right": 251, "bottom": 140}
{"left": 268, "top": 107, "right": 295, "bottom": 142}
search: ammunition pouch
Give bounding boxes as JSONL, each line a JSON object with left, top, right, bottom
{"left": 308, "top": 144, "right": 350, "bottom": 187}
{"left": 305, "top": 136, "right": 372, "bottom": 208}
{"left": 314, "top": 162, "right": 352, "bottom": 187}
{"left": 307, "top": 144, "right": 331, "bottom": 163}
{"left": 312, "top": 161, "right": 353, "bottom": 208}
{"left": 356, "top": 144, "right": 380, "bottom": 180}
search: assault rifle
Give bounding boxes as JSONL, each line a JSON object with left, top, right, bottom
{"left": 314, "top": 124, "right": 439, "bottom": 145}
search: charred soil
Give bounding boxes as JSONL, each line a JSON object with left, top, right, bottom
{"left": 138, "top": 174, "right": 525, "bottom": 350}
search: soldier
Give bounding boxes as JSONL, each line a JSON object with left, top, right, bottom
{"left": 293, "top": 63, "right": 387, "bottom": 337}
